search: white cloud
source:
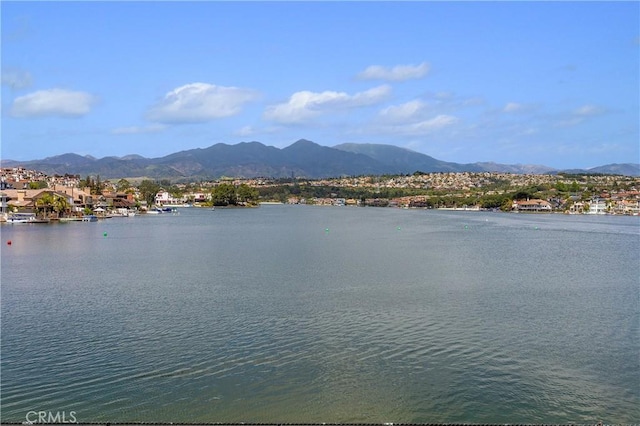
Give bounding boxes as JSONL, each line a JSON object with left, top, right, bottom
{"left": 368, "top": 97, "right": 460, "bottom": 136}
{"left": 502, "top": 102, "right": 538, "bottom": 114}
{"left": 555, "top": 103, "right": 606, "bottom": 127}
{"left": 378, "top": 100, "right": 428, "bottom": 122}
{"left": 234, "top": 125, "right": 280, "bottom": 137}
{"left": 112, "top": 124, "right": 166, "bottom": 135}
{"left": 407, "top": 115, "right": 460, "bottom": 134}
{"left": 264, "top": 85, "right": 391, "bottom": 124}
{"left": 424, "top": 91, "right": 485, "bottom": 110}
{"left": 235, "top": 126, "right": 257, "bottom": 137}
{"left": 357, "top": 62, "right": 430, "bottom": 81}
{"left": 574, "top": 104, "right": 604, "bottom": 116}
{"left": 2, "top": 68, "right": 32, "bottom": 89}
{"left": 503, "top": 102, "right": 524, "bottom": 113}
{"left": 11, "top": 88, "right": 96, "bottom": 118}
{"left": 147, "top": 82, "right": 259, "bottom": 124}
{"left": 369, "top": 113, "right": 460, "bottom": 136}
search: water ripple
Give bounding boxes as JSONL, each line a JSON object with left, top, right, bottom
{"left": 2, "top": 208, "right": 638, "bottom": 423}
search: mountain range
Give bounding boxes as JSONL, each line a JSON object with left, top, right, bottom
{"left": 2, "top": 139, "right": 638, "bottom": 180}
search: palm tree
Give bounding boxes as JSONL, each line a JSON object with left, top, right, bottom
{"left": 53, "top": 195, "right": 71, "bottom": 218}
{"left": 35, "top": 192, "right": 54, "bottom": 218}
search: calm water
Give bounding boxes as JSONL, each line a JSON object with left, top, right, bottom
{"left": 1, "top": 206, "right": 638, "bottom": 423}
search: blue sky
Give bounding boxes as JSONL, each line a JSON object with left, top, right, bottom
{"left": 1, "top": 1, "right": 638, "bottom": 169}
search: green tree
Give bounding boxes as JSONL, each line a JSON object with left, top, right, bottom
{"left": 52, "top": 195, "right": 71, "bottom": 217}
{"left": 94, "top": 175, "right": 102, "bottom": 195}
{"left": 35, "top": 192, "right": 54, "bottom": 218}
{"left": 512, "top": 190, "right": 533, "bottom": 200}
{"left": 138, "top": 180, "right": 161, "bottom": 206}
{"left": 479, "top": 194, "right": 508, "bottom": 209}
{"left": 79, "top": 175, "right": 92, "bottom": 189}
{"left": 236, "top": 184, "right": 259, "bottom": 205}
{"left": 29, "top": 181, "right": 49, "bottom": 189}
{"left": 211, "top": 183, "right": 237, "bottom": 206}
{"left": 116, "top": 178, "right": 132, "bottom": 192}
{"left": 500, "top": 198, "right": 513, "bottom": 212}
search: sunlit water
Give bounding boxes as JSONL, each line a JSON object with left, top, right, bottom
{"left": 1, "top": 206, "right": 638, "bottom": 423}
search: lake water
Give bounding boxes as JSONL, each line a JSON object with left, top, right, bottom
{"left": 1, "top": 206, "right": 638, "bottom": 423}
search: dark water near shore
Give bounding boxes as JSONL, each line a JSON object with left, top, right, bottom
{"left": 1, "top": 206, "right": 638, "bottom": 423}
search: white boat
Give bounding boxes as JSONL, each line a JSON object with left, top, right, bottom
{"left": 114, "top": 208, "right": 137, "bottom": 217}
{"left": 59, "top": 216, "right": 83, "bottom": 222}
{"left": 6, "top": 213, "right": 37, "bottom": 223}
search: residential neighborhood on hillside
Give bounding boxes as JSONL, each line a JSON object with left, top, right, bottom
{"left": 1, "top": 167, "right": 639, "bottom": 222}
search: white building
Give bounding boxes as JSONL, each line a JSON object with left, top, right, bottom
{"left": 512, "top": 199, "right": 552, "bottom": 212}
{"left": 154, "top": 190, "right": 181, "bottom": 206}
{"left": 587, "top": 198, "right": 607, "bottom": 215}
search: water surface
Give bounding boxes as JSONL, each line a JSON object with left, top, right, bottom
{"left": 1, "top": 206, "right": 638, "bottom": 423}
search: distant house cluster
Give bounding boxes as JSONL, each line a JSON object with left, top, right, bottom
{"left": 0, "top": 167, "right": 137, "bottom": 220}
{"left": 567, "top": 193, "right": 640, "bottom": 215}
{"left": 0, "top": 186, "right": 140, "bottom": 219}
{"left": 1, "top": 167, "right": 639, "bottom": 219}
{"left": 1, "top": 167, "right": 89, "bottom": 190}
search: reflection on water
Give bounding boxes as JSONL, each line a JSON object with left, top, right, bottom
{"left": 1, "top": 206, "right": 638, "bottom": 423}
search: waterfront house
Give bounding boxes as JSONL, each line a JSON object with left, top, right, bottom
{"left": 192, "top": 192, "right": 208, "bottom": 203}
{"left": 1, "top": 189, "right": 74, "bottom": 218}
{"left": 0, "top": 192, "right": 9, "bottom": 221}
{"left": 3, "top": 189, "right": 45, "bottom": 213}
{"left": 613, "top": 199, "right": 640, "bottom": 215}
{"left": 568, "top": 201, "right": 586, "bottom": 214}
{"left": 51, "top": 185, "right": 92, "bottom": 213}
{"left": 101, "top": 191, "right": 136, "bottom": 210}
{"left": 512, "top": 199, "right": 552, "bottom": 212}
{"left": 154, "top": 190, "right": 182, "bottom": 206}
{"left": 587, "top": 198, "right": 608, "bottom": 215}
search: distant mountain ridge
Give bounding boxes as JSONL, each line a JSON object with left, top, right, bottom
{"left": 2, "top": 139, "right": 638, "bottom": 179}
{"left": 333, "top": 143, "right": 482, "bottom": 173}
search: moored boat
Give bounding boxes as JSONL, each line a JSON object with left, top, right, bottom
{"left": 6, "top": 213, "right": 37, "bottom": 223}
{"left": 59, "top": 216, "right": 83, "bottom": 222}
